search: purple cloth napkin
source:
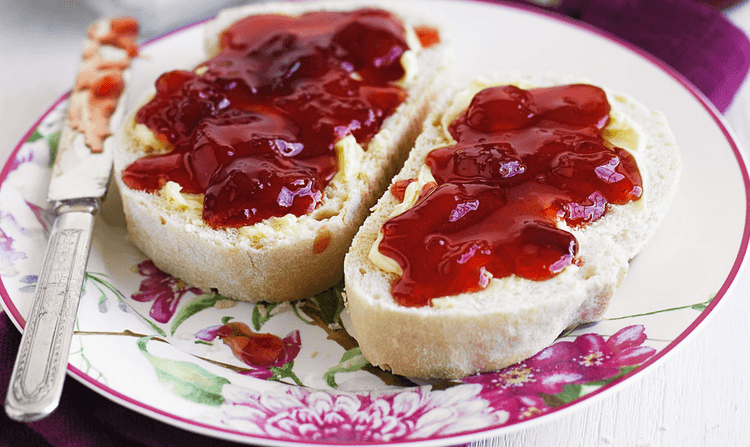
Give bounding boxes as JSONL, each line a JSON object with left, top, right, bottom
{"left": 1, "top": 1, "right": 749, "bottom": 446}
{"left": 505, "top": 0, "right": 750, "bottom": 112}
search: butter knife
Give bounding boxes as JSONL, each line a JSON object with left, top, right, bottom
{"left": 5, "top": 17, "right": 139, "bottom": 422}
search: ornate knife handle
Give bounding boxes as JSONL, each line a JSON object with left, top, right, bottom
{"left": 5, "top": 200, "right": 98, "bottom": 422}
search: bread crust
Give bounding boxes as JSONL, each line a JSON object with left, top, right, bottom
{"left": 113, "top": 1, "right": 450, "bottom": 302}
{"left": 343, "top": 73, "right": 682, "bottom": 379}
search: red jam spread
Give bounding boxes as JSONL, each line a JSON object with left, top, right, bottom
{"left": 377, "top": 84, "right": 643, "bottom": 307}
{"left": 69, "top": 17, "right": 139, "bottom": 153}
{"left": 122, "top": 9, "right": 416, "bottom": 228}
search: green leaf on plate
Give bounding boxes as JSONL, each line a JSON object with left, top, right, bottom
{"left": 556, "top": 383, "right": 583, "bottom": 404}
{"left": 27, "top": 129, "right": 44, "bottom": 143}
{"left": 692, "top": 294, "right": 715, "bottom": 311}
{"left": 323, "top": 347, "right": 369, "bottom": 388}
{"left": 170, "top": 293, "right": 221, "bottom": 335}
{"left": 47, "top": 131, "right": 61, "bottom": 167}
{"left": 541, "top": 383, "right": 584, "bottom": 408}
{"left": 252, "top": 302, "right": 279, "bottom": 331}
{"left": 310, "top": 281, "right": 345, "bottom": 327}
{"left": 269, "top": 361, "right": 303, "bottom": 386}
{"left": 137, "top": 336, "right": 230, "bottom": 406}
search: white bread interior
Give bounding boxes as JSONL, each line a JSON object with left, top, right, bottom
{"left": 343, "top": 72, "right": 682, "bottom": 379}
{"left": 113, "top": 1, "right": 450, "bottom": 302}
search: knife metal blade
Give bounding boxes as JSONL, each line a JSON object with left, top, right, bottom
{"left": 5, "top": 17, "right": 139, "bottom": 422}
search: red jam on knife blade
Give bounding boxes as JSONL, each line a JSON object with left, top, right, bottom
{"left": 122, "top": 9, "right": 439, "bottom": 229}
{"left": 378, "top": 84, "right": 643, "bottom": 307}
{"left": 69, "top": 17, "right": 139, "bottom": 153}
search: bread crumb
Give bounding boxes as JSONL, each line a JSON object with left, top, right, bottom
{"left": 214, "top": 299, "right": 235, "bottom": 309}
{"left": 270, "top": 302, "right": 292, "bottom": 316}
{"left": 310, "top": 350, "right": 319, "bottom": 358}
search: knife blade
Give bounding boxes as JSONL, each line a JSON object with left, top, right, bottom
{"left": 5, "top": 17, "right": 139, "bottom": 422}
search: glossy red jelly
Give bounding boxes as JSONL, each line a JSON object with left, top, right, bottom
{"left": 378, "top": 84, "right": 643, "bottom": 307}
{"left": 122, "top": 9, "right": 412, "bottom": 228}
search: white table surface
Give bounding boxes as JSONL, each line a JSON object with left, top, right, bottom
{"left": 2, "top": 1, "right": 749, "bottom": 446}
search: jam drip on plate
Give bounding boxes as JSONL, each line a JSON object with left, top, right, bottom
{"left": 122, "top": 9, "right": 414, "bottom": 228}
{"left": 378, "top": 84, "right": 643, "bottom": 307}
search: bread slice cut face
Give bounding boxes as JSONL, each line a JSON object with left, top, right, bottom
{"left": 344, "top": 73, "right": 682, "bottom": 379}
{"left": 113, "top": 1, "right": 450, "bottom": 302}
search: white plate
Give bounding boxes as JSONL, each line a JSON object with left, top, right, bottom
{"left": 1, "top": 0, "right": 748, "bottom": 445}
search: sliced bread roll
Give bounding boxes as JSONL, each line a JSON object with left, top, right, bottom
{"left": 113, "top": 1, "right": 450, "bottom": 302}
{"left": 343, "top": 73, "right": 682, "bottom": 379}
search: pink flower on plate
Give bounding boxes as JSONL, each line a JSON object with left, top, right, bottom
{"left": 131, "top": 260, "right": 203, "bottom": 323}
{"left": 540, "top": 324, "right": 657, "bottom": 383}
{"left": 493, "top": 394, "right": 551, "bottom": 425}
{"left": 218, "top": 383, "right": 508, "bottom": 442}
{"left": 464, "top": 325, "right": 656, "bottom": 398}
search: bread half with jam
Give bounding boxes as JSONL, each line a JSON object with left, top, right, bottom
{"left": 113, "top": 1, "right": 450, "bottom": 302}
{"left": 343, "top": 73, "right": 682, "bottom": 379}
